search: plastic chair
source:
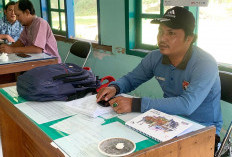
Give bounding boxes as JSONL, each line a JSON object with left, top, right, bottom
{"left": 215, "top": 122, "right": 232, "bottom": 157}
{"left": 215, "top": 71, "right": 232, "bottom": 157}
{"left": 64, "top": 40, "right": 92, "bottom": 68}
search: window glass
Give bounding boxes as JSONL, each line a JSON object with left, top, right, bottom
{"left": 50, "top": 0, "right": 58, "bottom": 9}
{"left": 142, "top": 0, "right": 160, "bottom": 14}
{"left": 4, "top": 0, "right": 10, "bottom": 4}
{"left": 48, "top": 0, "right": 66, "bottom": 35}
{"left": 60, "top": 0, "right": 64, "bottom": 10}
{"left": 142, "top": 18, "right": 159, "bottom": 45}
{"left": 74, "top": 0, "right": 98, "bottom": 41}
{"left": 140, "top": 5, "right": 174, "bottom": 46}
{"left": 61, "top": 12, "right": 66, "bottom": 31}
{"left": 51, "top": 11, "right": 60, "bottom": 30}
{"left": 198, "top": 0, "right": 232, "bottom": 64}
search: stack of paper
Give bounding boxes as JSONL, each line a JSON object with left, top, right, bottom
{"left": 66, "top": 94, "right": 114, "bottom": 118}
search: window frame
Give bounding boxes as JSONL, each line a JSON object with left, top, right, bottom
{"left": 136, "top": 0, "right": 164, "bottom": 50}
{"left": 125, "top": 0, "right": 194, "bottom": 57}
{"left": 125, "top": 0, "right": 165, "bottom": 57}
{"left": 2, "top": 0, "right": 5, "bottom": 7}
{"left": 126, "top": 1, "right": 232, "bottom": 71}
{"left": 41, "top": 0, "right": 100, "bottom": 42}
{"left": 46, "top": 0, "right": 66, "bottom": 36}
{"left": 41, "top": 0, "right": 75, "bottom": 38}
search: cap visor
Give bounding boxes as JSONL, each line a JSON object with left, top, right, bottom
{"left": 151, "top": 18, "right": 182, "bottom": 29}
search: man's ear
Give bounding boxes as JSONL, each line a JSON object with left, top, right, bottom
{"left": 25, "top": 9, "right": 30, "bottom": 15}
{"left": 186, "top": 35, "right": 194, "bottom": 44}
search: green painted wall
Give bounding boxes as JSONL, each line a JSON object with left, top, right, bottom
{"left": 54, "top": 0, "right": 163, "bottom": 99}
{"left": 31, "top": 0, "right": 41, "bottom": 17}
{"left": 57, "top": 40, "right": 163, "bottom": 99}
{"left": 99, "top": 0, "right": 125, "bottom": 48}
{"left": 0, "top": 1, "right": 3, "bottom": 18}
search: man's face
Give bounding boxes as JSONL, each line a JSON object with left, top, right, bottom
{"left": 157, "top": 24, "right": 190, "bottom": 57}
{"left": 4, "top": 5, "right": 16, "bottom": 24}
{"left": 14, "top": 3, "right": 27, "bottom": 26}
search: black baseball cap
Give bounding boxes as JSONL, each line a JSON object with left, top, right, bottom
{"left": 151, "top": 6, "right": 195, "bottom": 35}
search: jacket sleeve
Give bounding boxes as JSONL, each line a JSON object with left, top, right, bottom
{"left": 141, "top": 60, "right": 219, "bottom": 116}
{"left": 110, "top": 51, "right": 159, "bottom": 93}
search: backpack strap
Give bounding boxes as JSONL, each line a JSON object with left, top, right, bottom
{"left": 53, "top": 71, "right": 85, "bottom": 80}
{"left": 67, "top": 88, "right": 97, "bottom": 101}
{"left": 63, "top": 75, "right": 89, "bottom": 83}
{"left": 96, "top": 76, "right": 115, "bottom": 92}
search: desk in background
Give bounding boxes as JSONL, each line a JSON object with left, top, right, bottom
{"left": 0, "top": 53, "right": 58, "bottom": 88}
{"left": 0, "top": 86, "right": 216, "bottom": 157}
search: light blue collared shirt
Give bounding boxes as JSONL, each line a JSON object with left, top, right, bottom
{"left": 112, "top": 45, "right": 223, "bottom": 135}
{"left": 0, "top": 16, "right": 23, "bottom": 42}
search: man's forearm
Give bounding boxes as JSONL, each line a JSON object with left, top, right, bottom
{"left": 0, "top": 34, "right": 7, "bottom": 40}
{"left": 11, "top": 46, "right": 43, "bottom": 53}
{"left": 11, "top": 40, "right": 23, "bottom": 47}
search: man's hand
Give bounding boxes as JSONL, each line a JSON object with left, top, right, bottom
{"left": 5, "top": 35, "right": 15, "bottom": 43}
{"left": 96, "top": 86, "right": 117, "bottom": 102}
{"left": 0, "top": 44, "right": 14, "bottom": 53}
{"left": 109, "top": 96, "right": 133, "bottom": 114}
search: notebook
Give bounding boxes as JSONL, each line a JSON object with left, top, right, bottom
{"left": 125, "top": 109, "right": 193, "bottom": 142}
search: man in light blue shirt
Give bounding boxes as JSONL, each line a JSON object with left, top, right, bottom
{"left": 96, "top": 6, "right": 222, "bottom": 153}
{"left": 0, "top": 1, "right": 23, "bottom": 43}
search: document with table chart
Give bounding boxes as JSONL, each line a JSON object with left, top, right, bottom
{"left": 2, "top": 86, "right": 18, "bottom": 97}
{"left": 50, "top": 114, "right": 105, "bottom": 134}
{"left": 53, "top": 121, "right": 147, "bottom": 157}
{"left": 15, "top": 101, "right": 77, "bottom": 124}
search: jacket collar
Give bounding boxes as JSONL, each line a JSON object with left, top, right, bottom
{"left": 162, "top": 46, "right": 193, "bottom": 70}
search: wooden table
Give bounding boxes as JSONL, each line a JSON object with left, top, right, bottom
{"left": 0, "top": 56, "right": 58, "bottom": 88}
{"left": 0, "top": 90, "right": 216, "bottom": 157}
{"left": 0, "top": 92, "right": 64, "bottom": 157}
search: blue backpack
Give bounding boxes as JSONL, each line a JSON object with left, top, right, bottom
{"left": 16, "top": 63, "right": 101, "bottom": 101}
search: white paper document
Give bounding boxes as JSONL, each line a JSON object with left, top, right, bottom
{"left": 54, "top": 122, "right": 147, "bottom": 157}
{"left": 100, "top": 122, "right": 147, "bottom": 143}
{"left": 50, "top": 114, "right": 105, "bottom": 134}
{"left": 15, "top": 101, "right": 77, "bottom": 124}
{"left": 118, "top": 112, "right": 141, "bottom": 122}
{"left": 2, "top": 86, "right": 18, "bottom": 97}
{"left": 66, "top": 94, "right": 114, "bottom": 118}
{"left": 54, "top": 130, "right": 104, "bottom": 157}
{"left": 99, "top": 112, "right": 119, "bottom": 119}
